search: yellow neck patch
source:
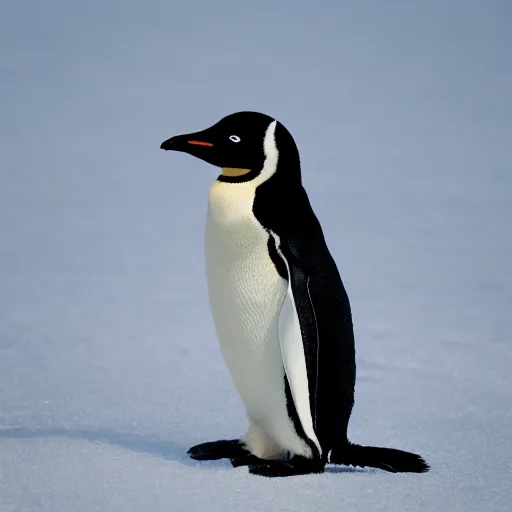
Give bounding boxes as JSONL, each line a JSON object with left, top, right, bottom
{"left": 221, "top": 167, "right": 252, "bottom": 177}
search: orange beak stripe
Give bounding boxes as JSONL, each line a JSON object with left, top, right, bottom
{"left": 188, "top": 140, "right": 213, "bottom": 147}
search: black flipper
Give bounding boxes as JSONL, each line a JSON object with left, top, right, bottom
{"left": 187, "top": 439, "right": 248, "bottom": 461}
{"left": 330, "top": 442, "right": 429, "bottom": 473}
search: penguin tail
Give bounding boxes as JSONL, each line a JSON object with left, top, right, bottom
{"left": 329, "top": 442, "right": 429, "bottom": 473}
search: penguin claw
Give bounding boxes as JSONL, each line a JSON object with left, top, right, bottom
{"left": 187, "top": 439, "right": 247, "bottom": 461}
{"left": 230, "top": 454, "right": 262, "bottom": 467}
{"left": 248, "top": 460, "right": 325, "bottom": 477}
{"left": 248, "top": 457, "right": 325, "bottom": 477}
{"left": 248, "top": 462, "right": 294, "bottom": 477}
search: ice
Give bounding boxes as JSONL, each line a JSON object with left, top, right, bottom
{"left": 1, "top": 1, "right": 511, "bottom": 511}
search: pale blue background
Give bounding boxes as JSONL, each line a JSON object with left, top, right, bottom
{"left": 1, "top": 1, "right": 511, "bottom": 511}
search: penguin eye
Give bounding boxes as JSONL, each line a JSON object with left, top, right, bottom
{"left": 229, "top": 135, "right": 241, "bottom": 143}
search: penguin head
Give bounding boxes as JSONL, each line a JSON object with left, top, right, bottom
{"left": 160, "top": 111, "right": 300, "bottom": 181}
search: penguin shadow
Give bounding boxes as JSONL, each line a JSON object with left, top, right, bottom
{"left": 0, "top": 426, "right": 233, "bottom": 471}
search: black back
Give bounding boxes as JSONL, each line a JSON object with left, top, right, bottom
{"left": 253, "top": 122, "right": 356, "bottom": 457}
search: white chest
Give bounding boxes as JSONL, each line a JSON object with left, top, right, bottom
{"left": 205, "top": 179, "right": 288, "bottom": 411}
{"left": 205, "top": 180, "right": 286, "bottom": 348}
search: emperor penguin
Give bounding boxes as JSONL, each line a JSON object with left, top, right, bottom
{"left": 160, "top": 111, "right": 429, "bottom": 477}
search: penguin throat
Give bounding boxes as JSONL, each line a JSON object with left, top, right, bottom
{"left": 221, "top": 167, "right": 252, "bottom": 177}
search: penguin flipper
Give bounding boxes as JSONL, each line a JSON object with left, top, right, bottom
{"left": 277, "top": 245, "right": 323, "bottom": 457}
{"left": 273, "top": 196, "right": 357, "bottom": 458}
{"left": 187, "top": 439, "right": 248, "bottom": 460}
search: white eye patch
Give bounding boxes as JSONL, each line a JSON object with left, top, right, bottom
{"left": 229, "top": 135, "right": 241, "bottom": 143}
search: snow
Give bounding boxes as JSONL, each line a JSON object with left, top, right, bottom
{"left": 1, "top": 1, "right": 511, "bottom": 511}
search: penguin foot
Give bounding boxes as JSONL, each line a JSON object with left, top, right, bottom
{"left": 230, "top": 453, "right": 262, "bottom": 467}
{"left": 232, "top": 454, "right": 325, "bottom": 477}
{"left": 187, "top": 439, "right": 248, "bottom": 461}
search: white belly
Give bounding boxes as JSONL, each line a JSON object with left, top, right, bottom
{"left": 205, "top": 179, "right": 309, "bottom": 457}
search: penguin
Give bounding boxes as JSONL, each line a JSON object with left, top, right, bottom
{"left": 160, "top": 111, "right": 429, "bottom": 477}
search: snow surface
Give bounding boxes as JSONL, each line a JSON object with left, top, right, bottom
{"left": 1, "top": 1, "right": 511, "bottom": 511}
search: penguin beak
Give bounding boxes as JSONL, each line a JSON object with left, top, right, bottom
{"left": 160, "top": 127, "right": 223, "bottom": 168}
{"left": 160, "top": 133, "right": 213, "bottom": 151}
